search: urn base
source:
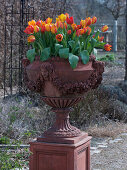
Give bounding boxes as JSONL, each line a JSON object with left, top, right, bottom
{"left": 30, "top": 135, "right": 92, "bottom": 170}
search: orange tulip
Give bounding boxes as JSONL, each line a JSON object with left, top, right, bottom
{"left": 34, "top": 25, "right": 40, "bottom": 33}
{"left": 98, "top": 36, "right": 104, "bottom": 42}
{"left": 56, "top": 34, "right": 63, "bottom": 42}
{"left": 45, "top": 24, "right": 51, "bottom": 31}
{"left": 101, "top": 25, "right": 108, "bottom": 32}
{"left": 71, "top": 23, "right": 77, "bottom": 30}
{"left": 28, "top": 20, "right": 36, "bottom": 26}
{"left": 46, "top": 17, "right": 52, "bottom": 24}
{"left": 67, "top": 30, "right": 71, "bottom": 35}
{"left": 27, "top": 35, "right": 35, "bottom": 43}
{"left": 24, "top": 25, "right": 34, "bottom": 34}
{"left": 79, "top": 29, "right": 84, "bottom": 35}
{"left": 104, "top": 44, "right": 112, "bottom": 51}
{"left": 51, "top": 25, "right": 57, "bottom": 34}
{"left": 92, "top": 16, "right": 97, "bottom": 24}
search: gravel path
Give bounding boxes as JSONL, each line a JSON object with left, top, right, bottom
{"left": 91, "top": 133, "right": 127, "bottom": 170}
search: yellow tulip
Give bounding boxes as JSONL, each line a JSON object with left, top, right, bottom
{"left": 58, "top": 14, "right": 66, "bottom": 22}
{"left": 28, "top": 20, "right": 36, "bottom": 26}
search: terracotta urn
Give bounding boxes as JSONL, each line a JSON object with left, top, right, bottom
{"left": 22, "top": 56, "right": 104, "bottom": 143}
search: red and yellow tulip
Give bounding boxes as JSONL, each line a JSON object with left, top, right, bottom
{"left": 51, "top": 25, "right": 57, "bottom": 34}
{"left": 104, "top": 44, "right": 112, "bottom": 51}
{"left": 46, "top": 18, "right": 52, "bottom": 24}
{"left": 45, "top": 24, "right": 51, "bottom": 32}
{"left": 101, "top": 25, "right": 108, "bottom": 32}
{"left": 71, "top": 23, "right": 77, "bottom": 30}
{"left": 28, "top": 20, "right": 36, "bottom": 26}
{"left": 98, "top": 36, "right": 104, "bottom": 42}
{"left": 27, "top": 35, "right": 35, "bottom": 43}
{"left": 92, "top": 16, "right": 97, "bottom": 24}
{"left": 24, "top": 25, "right": 34, "bottom": 34}
{"left": 34, "top": 25, "right": 39, "bottom": 33}
{"left": 56, "top": 34, "right": 63, "bottom": 42}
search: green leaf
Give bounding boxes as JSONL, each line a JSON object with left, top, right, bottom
{"left": 69, "top": 53, "right": 79, "bottom": 69}
{"left": 91, "top": 38, "right": 97, "bottom": 48}
{"left": 26, "top": 48, "right": 35, "bottom": 63}
{"left": 68, "top": 40, "right": 75, "bottom": 49}
{"left": 55, "top": 44, "right": 63, "bottom": 55}
{"left": 80, "top": 50, "right": 89, "bottom": 64}
{"left": 59, "top": 48, "right": 69, "bottom": 59}
{"left": 40, "top": 47, "right": 51, "bottom": 61}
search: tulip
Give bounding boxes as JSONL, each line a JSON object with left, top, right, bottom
{"left": 28, "top": 20, "right": 36, "bottom": 26}
{"left": 80, "top": 19, "right": 86, "bottom": 27}
{"left": 64, "top": 23, "right": 68, "bottom": 29}
{"left": 46, "top": 17, "right": 52, "bottom": 24}
{"left": 34, "top": 25, "right": 40, "bottom": 33}
{"left": 56, "top": 34, "right": 63, "bottom": 42}
{"left": 51, "top": 25, "right": 57, "bottom": 34}
{"left": 56, "top": 18, "right": 60, "bottom": 22}
{"left": 79, "top": 29, "right": 84, "bottom": 35}
{"left": 71, "top": 23, "right": 77, "bottom": 30}
{"left": 24, "top": 25, "right": 34, "bottom": 34}
{"left": 66, "top": 16, "right": 74, "bottom": 25}
{"left": 86, "top": 17, "right": 92, "bottom": 26}
{"left": 45, "top": 24, "right": 51, "bottom": 31}
{"left": 36, "top": 20, "right": 43, "bottom": 27}
{"left": 67, "top": 30, "right": 71, "bottom": 35}
{"left": 27, "top": 35, "right": 35, "bottom": 43}
{"left": 58, "top": 14, "right": 66, "bottom": 22}
{"left": 65, "top": 13, "right": 69, "bottom": 18}
{"left": 77, "top": 25, "right": 81, "bottom": 29}
{"left": 40, "top": 25, "right": 46, "bottom": 33}
{"left": 104, "top": 44, "right": 112, "bottom": 51}
{"left": 60, "top": 22, "right": 64, "bottom": 29}
{"left": 101, "top": 25, "right": 108, "bottom": 32}
{"left": 76, "top": 30, "right": 80, "bottom": 37}
{"left": 87, "top": 26, "right": 92, "bottom": 35}
{"left": 98, "top": 36, "right": 104, "bottom": 42}
{"left": 92, "top": 16, "right": 97, "bottom": 24}
{"left": 56, "top": 21, "right": 63, "bottom": 29}
{"left": 83, "top": 27, "right": 87, "bottom": 34}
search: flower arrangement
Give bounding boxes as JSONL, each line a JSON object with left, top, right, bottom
{"left": 24, "top": 13, "right": 111, "bottom": 69}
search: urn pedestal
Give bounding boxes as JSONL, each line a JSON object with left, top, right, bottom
{"left": 22, "top": 56, "right": 104, "bottom": 170}
{"left": 30, "top": 135, "right": 91, "bottom": 170}
{"left": 29, "top": 96, "right": 92, "bottom": 170}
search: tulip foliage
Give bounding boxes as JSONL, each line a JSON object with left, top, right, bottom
{"left": 24, "top": 13, "right": 111, "bottom": 69}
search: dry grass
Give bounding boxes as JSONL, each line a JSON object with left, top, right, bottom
{"left": 87, "top": 121, "right": 127, "bottom": 138}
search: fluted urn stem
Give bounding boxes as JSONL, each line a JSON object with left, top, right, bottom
{"left": 44, "top": 108, "right": 81, "bottom": 138}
